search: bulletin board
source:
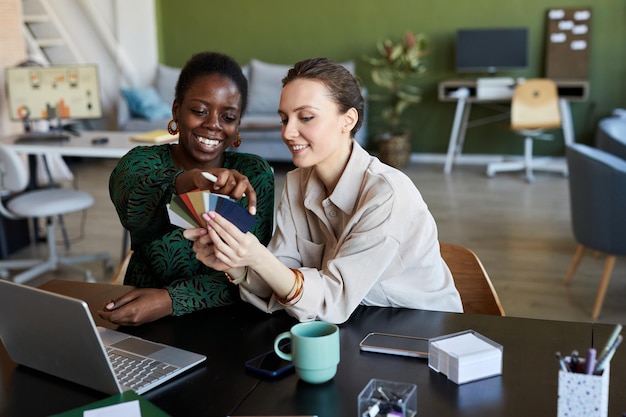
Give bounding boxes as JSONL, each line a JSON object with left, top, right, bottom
{"left": 544, "top": 7, "right": 592, "bottom": 79}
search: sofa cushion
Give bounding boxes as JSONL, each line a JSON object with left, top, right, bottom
{"left": 246, "top": 59, "right": 357, "bottom": 115}
{"left": 239, "top": 114, "right": 282, "bottom": 130}
{"left": 246, "top": 59, "right": 291, "bottom": 115}
{"left": 155, "top": 64, "right": 181, "bottom": 105}
{"left": 240, "top": 64, "right": 250, "bottom": 81}
{"left": 121, "top": 87, "right": 172, "bottom": 121}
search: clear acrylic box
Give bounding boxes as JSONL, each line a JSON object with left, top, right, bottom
{"left": 358, "top": 378, "right": 417, "bottom": 417}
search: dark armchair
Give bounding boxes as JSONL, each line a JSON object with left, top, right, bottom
{"left": 563, "top": 143, "right": 626, "bottom": 320}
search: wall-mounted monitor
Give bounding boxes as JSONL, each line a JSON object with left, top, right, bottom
{"left": 5, "top": 65, "right": 102, "bottom": 121}
{"left": 455, "top": 28, "right": 529, "bottom": 75}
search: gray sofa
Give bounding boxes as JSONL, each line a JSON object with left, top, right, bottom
{"left": 117, "top": 60, "right": 367, "bottom": 162}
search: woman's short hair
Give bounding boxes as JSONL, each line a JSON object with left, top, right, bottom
{"left": 175, "top": 51, "right": 249, "bottom": 115}
{"left": 282, "top": 57, "right": 364, "bottom": 138}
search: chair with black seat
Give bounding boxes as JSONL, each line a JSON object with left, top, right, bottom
{"left": 595, "top": 116, "right": 626, "bottom": 160}
{"left": 440, "top": 242, "right": 505, "bottom": 316}
{"left": 486, "top": 78, "right": 568, "bottom": 183}
{"left": 563, "top": 143, "right": 626, "bottom": 320}
{"left": 0, "top": 145, "right": 112, "bottom": 284}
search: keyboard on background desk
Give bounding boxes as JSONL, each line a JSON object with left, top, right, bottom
{"left": 14, "top": 132, "right": 70, "bottom": 144}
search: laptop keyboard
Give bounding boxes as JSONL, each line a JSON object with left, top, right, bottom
{"left": 106, "top": 346, "right": 180, "bottom": 391}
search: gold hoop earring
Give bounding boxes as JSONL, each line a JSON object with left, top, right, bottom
{"left": 167, "top": 119, "right": 179, "bottom": 135}
{"left": 232, "top": 132, "right": 242, "bottom": 148}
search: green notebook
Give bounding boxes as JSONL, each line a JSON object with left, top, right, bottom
{"left": 50, "top": 391, "right": 171, "bottom": 416}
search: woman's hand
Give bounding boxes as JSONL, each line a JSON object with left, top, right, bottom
{"left": 196, "top": 168, "right": 257, "bottom": 215}
{"left": 183, "top": 227, "right": 229, "bottom": 271}
{"left": 176, "top": 168, "right": 257, "bottom": 215}
{"left": 184, "top": 212, "right": 262, "bottom": 271}
{"left": 184, "top": 213, "right": 285, "bottom": 299}
{"left": 97, "top": 288, "right": 173, "bottom": 326}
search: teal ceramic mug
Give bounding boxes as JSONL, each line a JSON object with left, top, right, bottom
{"left": 274, "top": 321, "right": 340, "bottom": 384}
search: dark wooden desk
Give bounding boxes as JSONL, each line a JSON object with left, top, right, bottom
{"left": 0, "top": 280, "right": 297, "bottom": 417}
{"left": 0, "top": 280, "right": 623, "bottom": 417}
{"left": 232, "top": 308, "right": 618, "bottom": 417}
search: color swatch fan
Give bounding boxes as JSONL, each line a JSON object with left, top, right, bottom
{"left": 167, "top": 190, "right": 257, "bottom": 232}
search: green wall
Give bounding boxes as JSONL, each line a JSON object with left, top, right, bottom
{"left": 156, "top": 0, "right": 625, "bottom": 155}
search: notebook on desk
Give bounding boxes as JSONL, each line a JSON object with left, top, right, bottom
{"left": 0, "top": 279, "right": 206, "bottom": 395}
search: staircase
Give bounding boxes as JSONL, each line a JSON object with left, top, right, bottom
{"left": 20, "top": 0, "right": 136, "bottom": 86}
{"left": 21, "top": 0, "right": 85, "bottom": 65}
{"left": 15, "top": 0, "right": 155, "bottom": 133}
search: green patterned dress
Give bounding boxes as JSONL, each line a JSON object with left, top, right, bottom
{"left": 109, "top": 145, "right": 274, "bottom": 316}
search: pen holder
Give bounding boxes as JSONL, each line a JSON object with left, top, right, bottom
{"left": 557, "top": 363, "right": 610, "bottom": 417}
{"left": 358, "top": 378, "right": 417, "bottom": 417}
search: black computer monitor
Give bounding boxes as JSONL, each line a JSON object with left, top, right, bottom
{"left": 455, "top": 28, "right": 529, "bottom": 76}
{"left": 5, "top": 65, "right": 102, "bottom": 122}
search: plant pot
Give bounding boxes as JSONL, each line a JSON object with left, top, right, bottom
{"left": 378, "top": 132, "right": 411, "bottom": 168}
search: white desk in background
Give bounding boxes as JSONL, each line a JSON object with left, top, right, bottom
{"left": 438, "top": 79, "right": 589, "bottom": 174}
{"left": 2, "top": 130, "right": 155, "bottom": 259}
{"left": 3, "top": 130, "right": 145, "bottom": 158}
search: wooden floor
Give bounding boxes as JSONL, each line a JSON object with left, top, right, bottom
{"left": 7, "top": 156, "right": 626, "bottom": 325}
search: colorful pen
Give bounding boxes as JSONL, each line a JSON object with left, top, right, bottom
{"left": 555, "top": 351, "right": 569, "bottom": 372}
{"left": 595, "top": 334, "right": 622, "bottom": 374}
{"left": 585, "top": 348, "right": 596, "bottom": 375}
{"left": 570, "top": 350, "right": 579, "bottom": 372}
{"left": 599, "top": 324, "right": 622, "bottom": 359}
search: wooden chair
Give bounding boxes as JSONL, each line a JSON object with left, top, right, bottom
{"left": 440, "top": 242, "right": 505, "bottom": 316}
{"left": 111, "top": 250, "right": 133, "bottom": 285}
{"left": 486, "top": 78, "right": 568, "bottom": 183}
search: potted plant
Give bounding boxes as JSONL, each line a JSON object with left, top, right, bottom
{"left": 363, "top": 31, "right": 428, "bottom": 167}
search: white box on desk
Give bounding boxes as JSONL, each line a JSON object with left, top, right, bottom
{"left": 476, "top": 77, "right": 517, "bottom": 100}
{"left": 428, "top": 330, "right": 503, "bottom": 384}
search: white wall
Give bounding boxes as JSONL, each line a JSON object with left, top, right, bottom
{"left": 0, "top": 0, "right": 27, "bottom": 135}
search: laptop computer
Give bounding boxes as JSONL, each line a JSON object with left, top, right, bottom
{"left": 0, "top": 279, "right": 206, "bottom": 395}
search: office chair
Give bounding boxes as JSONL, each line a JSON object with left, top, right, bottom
{"left": 563, "top": 143, "right": 626, "bottom": 320}
{"left": 0, "top": 145, "right": 112, "bottom": 284}
{"left": 596, "top": 116, "right": 626, "bottom": 160}
{"left": 486, "top": 79, "right": 568, "bottom": 183}
{"left": 440, "top": 242, "right": 505, "bottom": 316}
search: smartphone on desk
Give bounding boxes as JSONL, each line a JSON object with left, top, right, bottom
{"left": 245, "top": 341, "right": 294, "bottom": 378}
{"left": 359, "top": 332, "right": 430, "bottom": 358}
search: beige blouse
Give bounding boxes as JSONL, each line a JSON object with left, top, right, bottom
{"left": 241, "top": 142, "right": 463, "bottom": 323}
